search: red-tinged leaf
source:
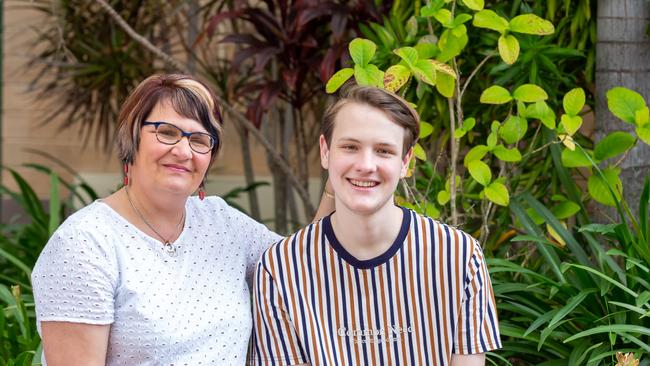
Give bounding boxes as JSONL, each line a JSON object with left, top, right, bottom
{"left": 330, "top": 11, "right": 348, "bottom": 40}
{"left": 205, "top": 11, "right": 242, "bottom": 38}
{"left": 320, "top": 45, "right": 345, "bottom": 82}
{"left": 259, "top": 83, "right": 282, "bottom": 111}
{"left": 283, "top": 69, "right": 299, "bottom": 91}
{"left": 254, "top": 47, "right": 282, "bottom": 72}
{"left": 219, "top": 34, "right": 264, "bottom": 46}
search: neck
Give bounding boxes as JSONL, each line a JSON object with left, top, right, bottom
{"left": 330, "top": 201, "right": 403, "bottom": 261}
{"left": 125, "top": 183, "right": 187, "bottom": 221}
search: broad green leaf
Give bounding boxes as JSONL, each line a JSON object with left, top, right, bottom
{"left": 413, "top": 142, "right": 427, "bottom": 160}
{"left": 354, "top": 64, "right": 384, "bottom": 87}
{"left": 551, "top": 201, "right": 581, "bottom": 219}
{"left": 563, "top": 88, "right": 586, "bottom": 116}
{"left": 561, "top": 147, "right": 593, "bottom": 168}
{"left": 406, "top": 17, "right": 418, "bottom": 40}
{"left": 472, "top": 9, "right": 509, "bottom": 33}
{"left": 413, "top": 60, "right": 437, "bottom": 86}
{"left": 460, "top": 0, "right": 484, "bottom": 11}
{"left": 499, "top": 115, "right": 528, "bottom": 144}
{"left": 433, "top": 9, "right": 453, "bottom": 26}
{"left": 509, "top": 14, "right": 555, "bottom": 35}
{"left": 454, "top": 129, "right": 467, "bottom": 139}
{"left": 493, "top": 145, "right": 522, "bottom": 162}
{"left": 594, "top": 131, "right": 636, "bottom": 161}
{"left": 513, "top": 84, "right": 548, "bottom": 103}
{"left": 420, "top": 0, "right": 445, "bottom": 17}
{"left": 419, "top": 121, "right": 434, "bottom": 139}
{"left": 637, "top": 126, "right": 650, "bottom": 145}
{"left": 560, "top": 114, "right": 582, "bottom": 136}
{"left": 498, "top": 34, "right": 520, "bottom": 65}
{"left": 490, "top": 120, "right": 500, "bottom": 132}
{"left": 429, "top": 59, "right": 457, "bottom": 79}
{"left": 487, "top": 131, "right": 498, "bottom": 148}
{"left": 437, "top": 190, "right": 451, "bottom": 205}
{"left": 349, "top": 38, "right": 376, "bottom": 66}
{"left": 326, "top": 68, "right": 354, "bottom": 93}
{"left": 436, "top": 72, "right": 455, "bottom": 98}
{"left": 484, "top": 181, "right": 509, "bottom": 206}
{"left": 384, "top": 64, "right": 411, "bottom": 92}
{"left": 454, "top": 117, "right": 476, "bottom": 139}
{"left": 468, "top": 160, "right": 492, "bottom": 186}
{"left": 579, "top": 223, "right": 618, "bottom": 235}
{"left": 464, "top": 145, "right": 490, "bottom": 166}
{"left": 480, "top": 85, "right": 512, "bottom": 104}
{"left": 636, "top": 106, "right": 649, "bottom": 127}
{"left": 424, "top": 202, "right": 440, "bottom": 218}
{"left": 452, "top": 14, "right": 474, "bottom": 28}
{"left": 607, "top": 87, "right": 647, "bottom": 124}
{"left": 527, "top": 101, "right": 556, "bottom": 129}
{"left": 394, "top": 47, "right": 419, "bottom": 68}
{"left": 437, "top": 26, "right": 468, "bottom": 62}
{"left": 414, "top": 42, "right": 439, "bottom": 60}
{"left": 588, "top": 167, "right": 623, "bottom": 206}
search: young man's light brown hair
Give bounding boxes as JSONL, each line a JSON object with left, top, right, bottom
{"left": 115, "top": 74, "right": 224, "bottom": 166}
{"left": 321, "top": 84, "right": 420, "bottom": 157}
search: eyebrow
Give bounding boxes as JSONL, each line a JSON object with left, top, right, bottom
{"left": 337, "top": 137, "right": 399, "bottom": 149}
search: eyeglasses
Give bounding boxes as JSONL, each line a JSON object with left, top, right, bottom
{"left": 142, "top": 121, "right": 217, "bottom": 154}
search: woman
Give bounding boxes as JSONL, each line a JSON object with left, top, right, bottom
{"left": 31, "top": 74, "right": 331, "bottom": 365}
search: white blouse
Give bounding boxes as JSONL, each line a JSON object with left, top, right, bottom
{"left": 32, "top": 196, "right": 281, "bottom": 365}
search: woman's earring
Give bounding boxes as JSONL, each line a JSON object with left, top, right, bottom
{"left": 198, "top": 182, "right": 206, "bottom": 201}
{"left": 123, "top": 163, "right": 129, "bottom": 186}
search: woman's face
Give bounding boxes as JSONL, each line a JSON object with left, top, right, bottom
{"left": 130, "top": 100, "right": 212, "bottom": 198}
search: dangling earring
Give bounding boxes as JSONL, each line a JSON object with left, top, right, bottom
{"left": 198, "top": 182, "right": 206, "bottom": 201}
{"left": 123, "top": 163, "right": 129, "bottom": 186}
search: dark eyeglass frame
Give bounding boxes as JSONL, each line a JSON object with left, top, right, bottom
{"left": 142, "top": 121, "right": 217, "bottom": 154}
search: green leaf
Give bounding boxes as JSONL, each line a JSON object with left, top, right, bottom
{"left": 480, "top": 85, "right": 512, "bottom": 104}
{"left": 437, "top": 26, "right": 468, "bottom": 62}
{"left": 414, "top": 42, "right": 439, "bottom": 59}
{"left": 499, "top": 115, "right": 528, "bottom": 144}
{"left": 484, "top": 181, "right": 509, "bottom": 206}
{"left": 594, "top": 131, "right": 636, "bottom": 161}
{"left": 588, "top": 167, "right": 623, "bottom": 206}
{"left": 419, "top": 121, "right": 434, "bottom": 139}
{"left": 436, "top": 71, "right": 455, "bottom": 98}
{"left": 394, "top": 47, "right": 419, "bottom": 68}
{"left": 487, "top": 131, "right": 498, "bottom": 148}
{"left": 607, "top": 87, "right": 647, "bottom": 124}
{"left": 424, "top": 202, "right": 440, "bottom": 218}
{"left": 493, "top": 145, "right": 522, "bottom": 162}
{"left": 433, "top": 9, "right": 453, "bottom": 26}
{"left": 513, "top": 84, "right": 548, "bottom": 103}
{"left": 527, "top": 101, "right": 556, "bottom": 129}
{"left": 560, "top": 114, "right": 582, "bottom": 136}
{"left": 509, "top": 14, "right": 555, "bottom": 35}
{"left": 420, "top": 0, "right": 445, "bottom": 17}
{"left": 437, "top": 190, "right": 451, "bottom": 205}
{"left": 48, "top": 172, "right": 61, "bottom": 236}
{"left": 349, "top": 38, "right": 376, "bottom": 66}
{"left": 413, "top": 142, "right": 427, "bottom": 160}
{"left": 472, "top": 9, "right": 509, "bottom": 33}
{"left": 549, "top": 290, "right": 595, "bottom": 327}
{"left": 384, "top": 64, "right": 411, "bottom": 92}
{"left": 464, "top": 145, "right": 490, "bottom": 166}
{"left": 406, "top": 16, "right": 418, "bottom": 40}
{"left": 551, "top": 201, "right": 581, "bottom": 219}
{"left": 578, "top": 223, "right": 618, "bottom": 235}
{"left": 452, "top": 14, "right": 474, "bottom": 28}
{"left": 563, "top": 88, "right": 586, "bottom": 116}
{"left": 460, "top": 0, "right": 484, "bottom": 11}
{"left": 326, "top": 68, "right": 354, "bottom": 93}
{"left": 412, "top": 60, "right": 437, "bottom": 86}
{"left": 637, "top": 126, "right": 650, "bottom": 145}
{"left": 455, "top": 117, "right": 476, "bottom": 138}
{"left": 498, "top": 34, "right": 520, "bottom": 65}
{"left": 429, "top": 59, "right": 457, "bottom": 79}
{"left": 468, "top": 160, "right": 492, "bottom": 186}
{"left": 564, "top": 325, "right": 650, "bottom": 343}
{"left": 561, "top": 147, "right": 593, "bottom": 168}
{"left": 354, "top": 64, "right": 384, "bottom": 87}
{"left": 636, "top": 106, "right": 649, "bottom": 127}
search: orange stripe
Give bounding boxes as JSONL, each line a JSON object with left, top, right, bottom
{"left": 481, "top": 257, "right": 496, "bottom": 349}
{"left": 282, "top": 240, "right": 300, "bottom": 359}
{"left": 346, "top": 264, "right": 361, "bottom": 365}
{"left": 406, "top": 231, "right": 423, "bottom": 364}
{"left": 468, "top": 243, "right": 480, "bottom": 353}
{"left": 254, "top": 266, "right": 270, "bottom": 362}
{"left": 299, "top": 228, "right": 317, "bottom": 363}
{"left": 265, "top": 253, "right": 284, "bottom": 359}
{"left": 329, "top": 245, "right": 344, "bottom": 357}
{"left": 438, "top": 225, "right": 451, "bottom": 360}
{"left": 314, "top": 223, "right": 335, "bottom": 366}
{"left": 362, "top": 270, "right": 377, "bottom": 365}
{"left": 392, "top": 253, "right": 408, "bottom": 365}
{"left": 421, "top": 218, "right": 436, "bottom": 357}
{"left": 378, "top": 266, "right": 392, "bottom": 364}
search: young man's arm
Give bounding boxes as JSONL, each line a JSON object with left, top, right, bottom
{"left": 451, "top": 353, "right": 485, "bottom": 366}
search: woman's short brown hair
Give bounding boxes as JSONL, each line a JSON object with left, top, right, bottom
{"left": 322, "top": 84, "right": 419, "bottom": 157}
{"left": 116, "top": 74, "right": 224, "bottom": 165}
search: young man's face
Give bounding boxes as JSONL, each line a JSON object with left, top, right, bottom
{"left": 320, "top": 102, "right": 413, "bottom": 216}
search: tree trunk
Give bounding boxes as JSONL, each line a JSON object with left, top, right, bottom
{"left": 596, "top": 0, "right": 650, "bottom": 215}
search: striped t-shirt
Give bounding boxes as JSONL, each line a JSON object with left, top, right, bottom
{"left": 252, "top": 207, "right": 501, "bottom": 366}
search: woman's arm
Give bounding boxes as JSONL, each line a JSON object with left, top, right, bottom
{"left": 41, "top": 321, "right": 110, "bottom": 366}
{"left": 451, "top": 353, "right": 485, "bottom": 366}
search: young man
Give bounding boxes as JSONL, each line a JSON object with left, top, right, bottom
{"left": 251, "top": 85, "right": 501, "bottom": 366}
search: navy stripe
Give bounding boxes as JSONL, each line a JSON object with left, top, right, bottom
{"left": 354, "top": 268, "right": 369, "bottom": 364}
{"left": 400, "top": 234, "right": 416, "bottom": 365}
{"left": 430, "top": 220, "right": 445, "bottom": 366}
{"left": 289, "top": 235, "right": 308, "bottom": 361}
{"left": 414, "top": 215, "right": 430, "bottom": 364}
{"left": 387, "top": 258, "right": 400, "bottom": 366}
{"left": 370, "top": 269, "right": 385, "bottom": 364}
{"left": 321, "top": 231, "right": 339, "bottom": 366}
{"left": 271, "top": 245, "right": 292, "bottom": 361}
{"left": 444, "top": 225, "right": 455, "bottom": 355}
{"left": 337, "top": 256, "right": 354, "bottom": 366}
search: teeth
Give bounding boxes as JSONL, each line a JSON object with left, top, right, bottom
{"left": 350, "top": 179, "right": 378, "bottom": 187}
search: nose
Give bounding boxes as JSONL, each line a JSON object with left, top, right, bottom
{"left": 170, "top": 136, "right": 193, "bottom": 159}
{"left": 354, "top": 149, "right": 377, "bottom": 172}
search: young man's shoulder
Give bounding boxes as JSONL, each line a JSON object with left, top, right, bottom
{"left": 259, "top": 219, "right": 324, "bottom": 263}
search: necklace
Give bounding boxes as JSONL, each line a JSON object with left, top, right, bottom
{"left": 124, "top": 187, "right": 185, "bottom": 257}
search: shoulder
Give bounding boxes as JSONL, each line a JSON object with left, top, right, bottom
{"left": 406, "top": 207, "right": 481, "bottom": 256}
{"left": 187, "top": 195, "right": 256, "bottom": 225}
{"left": 45, "top": 201, "right": 120, "bottom": 249}
{"left": 259, "top": 220, "right": 320, "bottom": 266}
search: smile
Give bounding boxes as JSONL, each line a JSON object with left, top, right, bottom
{"left": 163, "top": 164, "right": 191, "bottom": 173}
{"left": 348, "top": 179, "right": 379, "bottom": 188}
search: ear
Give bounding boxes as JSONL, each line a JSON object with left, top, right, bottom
{"left": 400, "top": 147, "right": 414, "bottom": 178}
{"left": 319, "top": 135, "right": 330, "bottom": 170}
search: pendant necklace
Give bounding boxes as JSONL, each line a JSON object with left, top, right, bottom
{"left": 125, "top": 187, "right": 185, "bottom": 257}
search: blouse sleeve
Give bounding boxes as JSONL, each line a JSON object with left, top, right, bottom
{"left": 453, "top": 239, "right": 502, "bottom": 354}
{"left": 31, "top": 224, "right": 118, "bottom": 326}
